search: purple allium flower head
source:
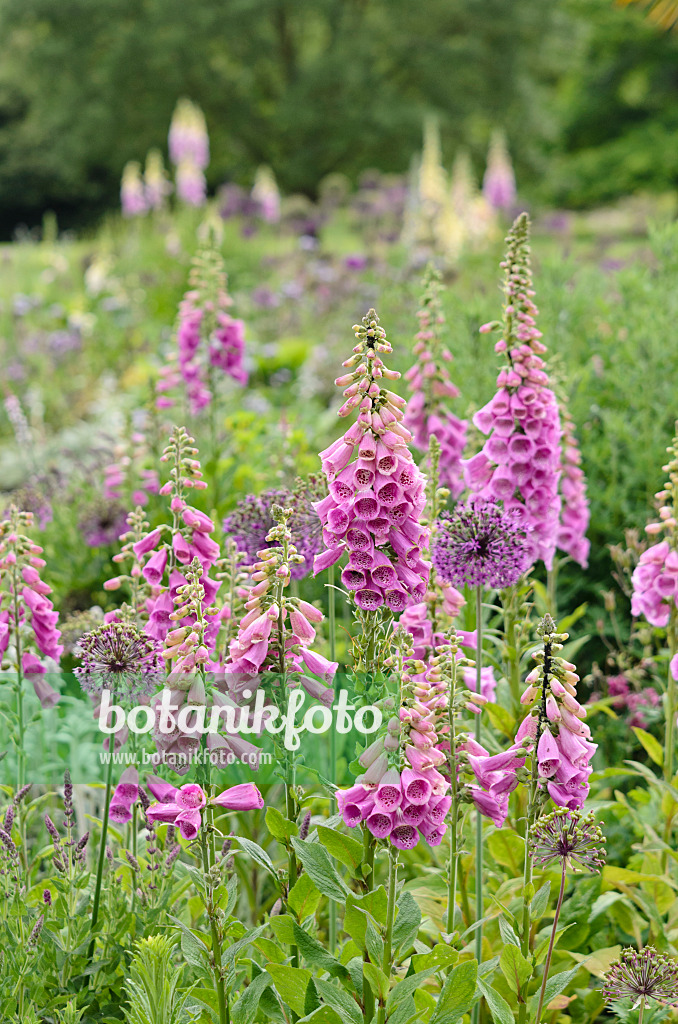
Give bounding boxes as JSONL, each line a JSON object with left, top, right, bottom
{"left": 74, "top": 621, "right": 163, "bottom": 700}
{"left": 529, "top": 807, "right": 606, "bottom": 872}
{"left": 404, "top": 267, "right": 467, "bottom": 497}
{"left": 78, "top": 499, "right": 128, "bottom": 548}
{"left": 464, "top": 214, "right": 562, "bottom": 570}
{"left": 431, "top": 499, "right": 531, "bottom": 590}
{"left": 602, "top": 947, "right": 678, "bottom": 1007}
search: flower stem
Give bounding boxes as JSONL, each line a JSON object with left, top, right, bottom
{"left": 87, "top": 747, "right": 115, "bottom": 964}
{"left": 504, "top": 591, "right": 522, "bottom": 716}
{"left": 534, "top": 861, "right": 567, "bottom": 1024}
{"left": 546, "top": 557, "right": 558, "bottom": 620}
{"left": 665, "top": 606, "right": 677, "bottom": 784}
{"left": 638, "top": 995, "right": 646, "bottom": 1024}
{"left": 11, "top": 567, "right": 25, "bottom": 789}
{"left": 362, "top": 828, "right": 376, "bottom": 1023}
{"left": 473, "top": 587, "right": 484, "bottom": 1005}
{"left": 328, "top": 563, "right": 338, "bottom": 955}
{"left": 202, "top": 814, "right": 228, "bottom": 1024}
{"left": 377, "top": 845, "right": 399, "bottom": 1024}
{"left": 446, "top": 646, "right": 460, "bottom": 935}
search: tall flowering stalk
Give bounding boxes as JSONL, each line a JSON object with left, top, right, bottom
{"left": 121, "top": 161, "right": 147, "bottom": 218}
{"left": 556, "top": 396, "right": 590, "bottom": 569}
{"left": 251, "top": 165, "right": 281, "bottom": 223}
{"left": 482, "top": 130, "right": 516, "bottom": 213}
{"left": 530, "top": 809, "right": 605, "bottom": 1024}
{"left": 0, "top": 508, "right": 62, "bottom": 787}
{"left": 404, "top": 267, "right": 467, "bottom": 497}
{"left": 169, "top": 98, "right": 209, "bottom": 208}
{"left": 314, "top": 308, "right": 430, "bottom": 615}
{"left": 631, "top": 426, "right": 678, "bottom": 782}
{"left": 465, "top": 213, "right": 562, "bottom": 571}
{"left": 432, "top": 498, "right": 530, "bottom": 968}
{"left": 515, "top": 615, "right": 595, "bottom": 1024}
{"left": 144, "top": 149, "right": 171, "bottom": 210}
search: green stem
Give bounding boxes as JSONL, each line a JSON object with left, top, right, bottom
{"left": 328, "top": 564, "right": 338, "bottom": 955}
{"left": 638, "top": 995, "right": 646, "bottom": 1024}
{"left": 505, "top": 594, "right": 521, "bottom": 716}
{"left": 546, "top": 557, "right": 558, "bottom": 620}
{"left": 446, "top": 650, "right": 460, "bottom": 935}
{"left": 377, "top": 847, "right": 399, "bottom": 1024}
{"left": 202, "top": 816, "right": 228, "bottom": 1024}
{"left": 534, "top": 861, "right": 567, "bottom": 1024}
{"left": 87, "top": 748, "right": 115, "bottom": 964}
{"left": 473, "top": 587, "right": 484, "bottom": 1000}
{"left": 665, "top": 607, "right": 677, "bottom": 784}
{"left": 362, "top": 828, "right": 376, "bottom": 1023}
{"left": 11, "top": 569, "right": 25, "bottom": 790}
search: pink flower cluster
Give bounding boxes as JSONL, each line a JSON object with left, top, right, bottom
{"left": 176, "top": 160, "right": 207, "bottom": 207}
{"left": 404, "top": 270, "right": 467, "bottom": 497}
{"left": 314, "top": 309, "right": 430, "bottom": 612}
{"left": 557, "top": 402, "right": 590, "bottom": 567}
{"left": 482, "top": 131, "right": 516, "bottom": 212}
{"left": 103, "top": 436, "right": 160, "bottom": 509}
{"left": 520, "top": 649, "right": 597, "bottom": 810}
{"left": 631, "top": 540, "right": 678, "bottom": 628}
{"left": 121, "top": 162, "right": 147, "bottom": 217}
{"left": 109, "top": 767, "right": 140, "bottom": 824}
{"left": 465, "top": 214, "right": 562, "bottom": 570}
{"left": 145, "top": 778, "right": 264, "bottom": 841}
{"left": 169, "top": 265, "right": 247, "bottom": 415}
{"left": 462, "top": 737, "right": 524, "bottom": 827}
{"left": 0, "top": 510, "right": 62, "bottom": 708}
{"left": 168, "top": 99, "right": 210, "bottom": 170}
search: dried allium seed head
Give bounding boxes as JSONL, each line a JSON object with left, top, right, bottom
{"left": 529, "top": 808, "right": 606, "bottom": 872}
{"left": 602, "top": 946, "right": 678, "bottom": 1006}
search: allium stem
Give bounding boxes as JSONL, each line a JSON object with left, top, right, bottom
{"left": 638, "top": 995, "right": 646, "bottom": 1024}
{"left": 472, "top": 587, "right": 484, "bottom": 1024}
{"left": 535, "top": 860, "right": 567, "bottom": 1024}
{"left": 504, "top": 592, "right": 522, "bottom": 715}
{"left": 87, "top": 747, "right": 115, "bottom": 964}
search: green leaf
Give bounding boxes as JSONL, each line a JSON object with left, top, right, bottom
{"left": 387, "top": 996, "right": 418, "bottom": 1024}
{"left": 411, "top": 945, "right": 459, "bottom": 972}
{"left": 266, "top": 806, "right": 299, "bottom": 842}
{"left": 170, "top": 918, "right": 210, "bottom": 971}
{"left": 527, "top": 963, "right": 583, "bottom": 1015}
{"left": 386, "top": 969, "right": 437, "bottom": 1014}
{"left": 392, "top": 891, "right": 422, "bottom": 950}
{"left": 499, "top": 946, "right": 532, "bottom": 995}
{"left": 365, "top": 921, "right": 384, "bottom": 967}
{"left": 224, "top": 873, "right": 239, "bottom": 918}
{"left": 476, "top": 978, "right": 515, "bottom": 1024}
{"left": 497, "top": 916, "right": 520, "bottom": 947}
{"left": 231, "top": 972, "right": 271, "bottom": 1024}
{"left": 632, "top": 727, "right": 664, "bottom": 767}
{"left": 363, "top": 963, "right": 390, "bottom": 1002}
{"left": 268, "top": 914, "right": 297, "bottom": 945}
{"left": 291, "top": 838, "right": 350, "bottom": 902}
{"left": 297, "top": 1008, "right": 344, "bottom": 1024}
{"left": 487, "top": 830, "right": 525, "bottom": 874}
{"left": 289, "top": 873, "right": 322, "bottom": 920}
{"left": 315, "top": 979, "right": 363, "bottom": 1024}
{"left": 293, "top": 922, "right": 349, "bottom": 979}
{"left": 233, "top": 837, "right": 279, "bottom": 881}
{"left": 530, "top": 881, "right": 551, "bottom": 922}
{"left": 266, "top": 964, "right": 312, "bottom": 1016}
{"left": 429, "top": 959, "right": 478, "bottom": 1024}
{"left": 484, "top": 703, "right": 516, "bottom": 738}
{"left": 316, "top": 825, "right": 364, "bottom": 874}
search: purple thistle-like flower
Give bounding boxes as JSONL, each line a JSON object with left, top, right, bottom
{"left": 529, "top": 808, "right": 606, "bottom": 872}
{"left": 74, "top": 621, "right": 163, "bottom": 700}
{"left": 78, "top": 499, "right": 128, "bottom": 548}
{"left": 223, "top": 488, "right": 290, "bottom": 564}
{"left": 602, "top": 947, "right": 678, "bottom": 1007}
{"left": 431, "top": 499, "right": 531, "bottom": 590}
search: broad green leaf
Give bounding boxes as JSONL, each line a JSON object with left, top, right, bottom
{"left": 429, "top": 959, "right": 478, "bottom": 1024}
{"left": 250, "top": 935, "right": 286, "bottom": 964}
{"left": 231, "top": 972, "right": 271, "bottom": 1024}
{"left": 266, "top": 806, "right": 299, "bottom": 842}
{"left": 266, "top": 964, "right": 311, "bottom": 1016}
{"left": 315, "top": 979, "right": 363, "bottom": 1024}
{"left": 363, "top": 963, "right": 390, "bottom": 1002}
{"left": 233, "top": 836, "right": 279, "bottom": 881}
{"left": 268, "top": 914, "right": 296, "bottom": 945}
{"left": 292, "top": 838, "right": 350, "bottom": 902}
{"left": 499, "top": 945, "right": 532, "bottom": 995}
{"left": 484, "top": 703, "right": 516, "bottom": 738}
{"left": 392, "top": 891, "right": 422, "bottom": 950}
{"left": 386, "top": 968, "right": 437, "bottom": 1014}
{"left": 316, "top": 825, "right": 364, "bottom": 873}
{"left": 498, "top": 915, "right": 520, "bottom": 947}
{"left": 530, "top": 881, "right": 551, "bottom": 922}
{"left": 632, "top": 727, "right": 664, "bottom": 766}
{"left": 388, "top": 996, "right": 418, "bottom": 1024}
{"left": 289, "top": 873, "right": 322, "bottom": 920}
{"left": 297, "top": 1008, "right": 344, "bottom": 1024}
{"left": 293, "top": 922, "right": 349, "bottom": 978}
{"left": 528, "top": 963, "right": 585, "bottom": 1015}
{"left": 476, "top": 978, "right": 515, "bottom": 1024}
{"left": 411, "top": 945, "right": 459, "bottom": 971}
{"left": 365, "top": 921, "right": 384, "bottom": 966}
{"left": 487, "top": 830, "right": 525, "bottom": 874}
